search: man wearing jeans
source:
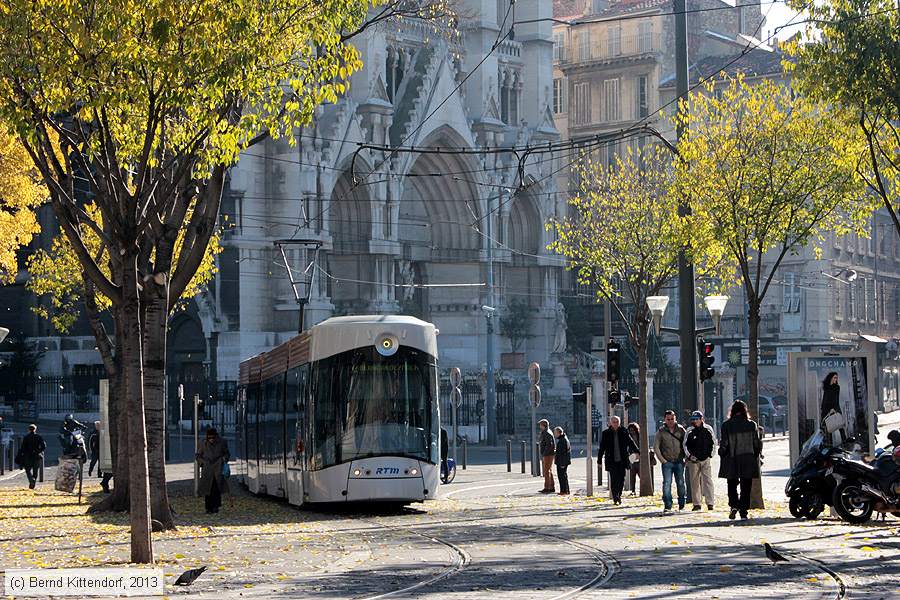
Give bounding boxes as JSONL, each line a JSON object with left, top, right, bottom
{"left": 653, "top": 410, "right": 686, "bottom": 514}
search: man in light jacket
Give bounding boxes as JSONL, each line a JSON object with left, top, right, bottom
{"left": 683, "top": 410, "right": 716, "bottom": 511}
{"left": 653, "top": 410, "right": 686, "bottom": 513}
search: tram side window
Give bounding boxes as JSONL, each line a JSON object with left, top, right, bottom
{"left": 246, "top": 383, "right": 260, "bottom": 463}
{"left": 310, "top": 362, "right": 339, "bottom": 470}
{"left": 263, "top": 376, "right": 284, "bottom": 464}
{"left": 286, "top": 365, "right": 309, "bottom": 467}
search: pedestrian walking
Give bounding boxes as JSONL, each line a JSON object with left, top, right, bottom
{"left": 654, "top": 410, "right": 687, "bottom": 513}
{"left": 554, "top": 426, "right": 571, "bottom": 495}
{"left": 538, "top": 419, "right": 556, "bottom": 493}
{"left": 440, "top": 427, "right": 449, "bottom": 481}
{"left": 718, "top": 400, "right": 762, "bottom": 520}
{"left": 598, "top": 416, "right": 638, "bottom": 504}
{"left": 88, "top": 421, "right": 101, "bottom": 477}
{"left": 196, "top": 428, "right": 230, "bottom": 514}
{"left": 591, "top": 405, "right": 601, "bottom": 443}
{"left": 684, "top": 410, "right": 716, "bottom": 511}
{"left": 16, "top": 424, "right": 46, "bottom": 489}
{"left": 626, "top": 422, "right": 653, "bottom": 494}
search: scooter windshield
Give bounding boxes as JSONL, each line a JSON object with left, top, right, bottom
{"left": 799, "top": 431, "right": 825, "bottom": 461}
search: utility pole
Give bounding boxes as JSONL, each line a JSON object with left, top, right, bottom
{"left": 674, "top": 0, "right": 699, "bottom": 416}
{"left": 485, "top": 193, "right": 498, "bottom": 447}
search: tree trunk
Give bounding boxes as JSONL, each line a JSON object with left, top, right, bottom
{"left": 121, "top": 254, "right": 153, "bottom": 563}
{"left": 88, "top": 310, "right": 129, "bottom": 514}
{"left": 746, "top": 300, "right": 765, "bottom": 509}
{"left": 144, "top": 280, "right": 175, "bottom": 530}
{"left": 637, "top": 338, "right": 654, "bottom": 496}
{"left": 747, "top": 301, "right": 761, "bottom": 420}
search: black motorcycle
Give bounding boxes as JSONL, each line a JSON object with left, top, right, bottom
{"left": 831, "top": 439, "right": 900, "bottom": 524}
{"left": 786, "top": 431, "right": 843, "bottom": 519}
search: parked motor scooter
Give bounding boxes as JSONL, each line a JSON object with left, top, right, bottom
{"left": 785, "top": 430, "right": 844, "bottom": 519}
{"left": 830, "top": 431, "right": 900, "bottom": 524}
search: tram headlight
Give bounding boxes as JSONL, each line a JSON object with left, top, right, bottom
{"left": 353, "top": 468, "right": 362, "bottom": 477}
{"left": 410, "top": 468, "right": 418, "bottom": 476}
{"left": 375, "top": 334, "right": 399, "bottom": 357}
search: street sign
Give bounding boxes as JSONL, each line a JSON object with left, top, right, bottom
{"left": 529, "top": 385, "right": 541, "bottom": 408}
{"left": 528, "top": 362, "right": 541, "bottom": 385}
{"left": 450, "top": 388, "right": 462, "bottom": 408}
{"left": 449, "top": 367, "right": 461, "bottom": 388}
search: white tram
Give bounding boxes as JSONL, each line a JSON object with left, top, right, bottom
{"left": 236, "top": 315, "right": 441, "bottom": 505}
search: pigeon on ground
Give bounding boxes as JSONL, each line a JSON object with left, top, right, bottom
{"left": 174, "top": 566, "right": 207, "bottom": 586}
{"left": 763, "top": 543, "right": 789, "bottom": 565}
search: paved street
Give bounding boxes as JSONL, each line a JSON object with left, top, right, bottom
{"left": 2, "top": 416, "right": 900, "bottom": 599}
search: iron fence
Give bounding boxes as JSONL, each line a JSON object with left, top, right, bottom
{"left": 439, "top": 376, "right": 516, "bottom": 436}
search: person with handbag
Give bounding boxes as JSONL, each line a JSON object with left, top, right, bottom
{"left": 598, "top": 416, "right": 638, "bottom": 505}
{"left": 17, "top": 424, "right": 46, "bottom": 489}
{"left": 654, "top": 410, "right": 687, "bottom": 513}
{"left": 196, "top": 428, "right": 230, "bottom": 514}
{"left": 683, "top": 411, "right": 716, "bottom": 511}
{"left": 626, "top": 422, "right": 654, "bottom": 494}
{"left": 553, "top": 426, "right": 572, "bottom": 495}
{"left": 718, "top": 400, "right": 762, "bottom": 520}
{"left": 821, "top": 372, "right": 848, "bottom": 444}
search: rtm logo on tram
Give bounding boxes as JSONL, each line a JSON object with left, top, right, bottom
{"left": 375, "top": 467, "right": 401, "bottom": 475}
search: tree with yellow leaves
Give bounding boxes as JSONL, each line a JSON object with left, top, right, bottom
{"left": 26, "top": 204, "right": 219, "bottom": 529}
{"left": 549, "top": 145, "right": 726, "bottom": 497}
{"left": 675, "top": 74, "right": 869, "bottom": 426}
{"left": 0, "top": 0, "right": 450, "bottom": 562}
{"left": 0, "top": 129, "right": 45, "bottom": 283}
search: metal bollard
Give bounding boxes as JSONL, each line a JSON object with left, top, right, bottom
{"left": 462, "top": 438, "right": 467, "bottom": 470}
{"left": 781, "top": 415, "right": 786, "bottom": 436}
{"left": 39, "top": 455, "right": 44, "bottom": 482}
{"left": 1, "top": 443, "right": 5, "bottom": 475}
{"left": 520, "top": 440, "right": 526, "bottom": 474}
{"left": 506, "top": 440, "right": 512, "bottom": 472}
{"left": 535, "top": 442, "right": 542, "bottom": 477}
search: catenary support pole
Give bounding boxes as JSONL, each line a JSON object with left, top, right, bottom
{"left": 674, "top": 0, "right": 699, "bottom": 416}
{"left": 586, "top": 386, "right": 594, "bottom": 496}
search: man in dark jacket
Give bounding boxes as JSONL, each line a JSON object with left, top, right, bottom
{"left": 440, "top": 428, "right": 449, "bottom": 482}
{"left": 88, "top": 421, "right": 101, "bottom": 477}
{"left": 684, "top": 411, "right": 716, "bottom": 511}
{"left": 598, "top": 415, "right": 638, "bottom": 504}
{"left": 538, "top": 419, "right": 556, "bottom": 493}
{"left": 553, "top": 426, "right": 571, "bottom": 495}
{"left": 719, "top": 400, "right": 763, "bottom": 520}
{"left": 18, "top": 424, "right": 46, "bottom": 489}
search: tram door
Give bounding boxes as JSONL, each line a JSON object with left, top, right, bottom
{"left": 286, "top": 364, "right": 309, "bottom": 506}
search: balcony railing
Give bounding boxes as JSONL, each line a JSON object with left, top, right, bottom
{"left": 565, "top": 33, "right": 657, "bottom": 65}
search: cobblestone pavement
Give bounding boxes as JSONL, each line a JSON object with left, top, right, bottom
{"left": 2, "top": 416, "right": 900, "bottom": 598}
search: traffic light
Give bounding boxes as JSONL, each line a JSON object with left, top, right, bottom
{"left": 608, "top": 390, "right": 621, "bottom": 405}
{"left": 699, "top": 338, "right": 715, "bottom": 381}
{"left": 606, "top": 340, "right": 621, "bottom": 383}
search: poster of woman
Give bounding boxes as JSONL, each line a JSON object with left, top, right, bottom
{"left": 788, "top": 352, "right": 876, "bottom": 464}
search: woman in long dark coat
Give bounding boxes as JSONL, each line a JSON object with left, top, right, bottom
{"left": 196, "top": 428, "right": 230, "bottom": 514}
{"left": 718, "top": 400, "right": 762, "bottom": 520}
{"left": 820, "top": 372, "right": 847, "bottom": 444}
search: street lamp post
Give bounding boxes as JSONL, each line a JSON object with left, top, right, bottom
{"left": 647, "top": 295, "right": 729, "bottom": 414}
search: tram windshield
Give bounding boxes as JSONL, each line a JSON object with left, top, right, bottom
{"left": 310, "top": 346, "right": 439, "bottom": 468}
